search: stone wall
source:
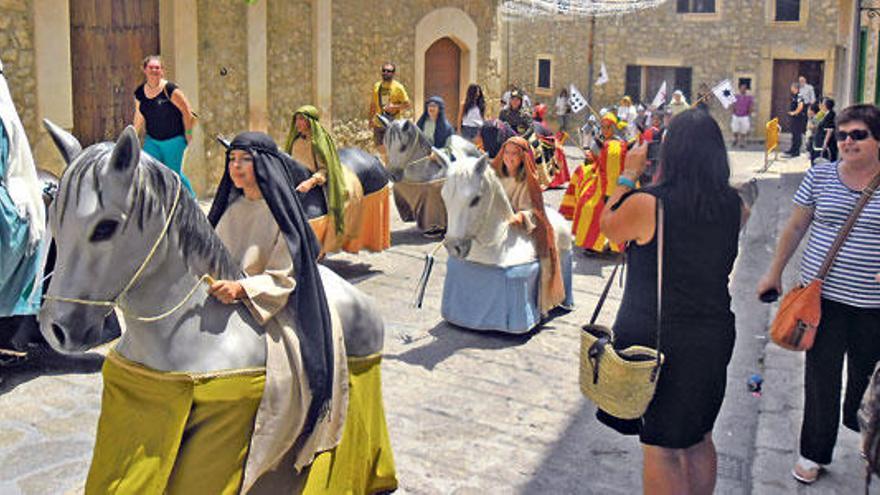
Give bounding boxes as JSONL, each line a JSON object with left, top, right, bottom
{"left": 508, "top": 0, "right": 843, "bottom": 137}
{"left": 196, "top": 0, "right": 249, "bottom": 194}
{"left": 0, "top": 0, "right": 38, "bottom": 143}
{"left": 266, "top": 0, "right": 312, "bottom": 146}
{"left": 329, "top": 0, "right": 502, "bottom": 149}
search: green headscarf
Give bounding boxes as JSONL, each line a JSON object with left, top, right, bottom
{"left": 284, "top": 105, "right": 347, "bottom": 235}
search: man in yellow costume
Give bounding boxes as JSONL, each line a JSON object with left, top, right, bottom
{"left": 369, "top": 62, "right": 410, "bottom": 156}
{"left": 560, "top": 112, "right": 628, "bottom": 253}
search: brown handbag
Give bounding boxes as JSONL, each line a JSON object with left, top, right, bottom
{"left": 770, "top": 170, "right": 880, "bottom": 351}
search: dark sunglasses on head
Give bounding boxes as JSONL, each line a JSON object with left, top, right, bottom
{"left": 835, "top": 129, "right": 871, "bottom": 142}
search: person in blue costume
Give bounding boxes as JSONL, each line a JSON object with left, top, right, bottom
{"left": 0, "top": 58, "right": 47, "bottom": 344}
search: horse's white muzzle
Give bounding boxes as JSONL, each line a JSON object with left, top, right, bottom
{"left": 445, "top": 237, "right": 472, "bottom": 259}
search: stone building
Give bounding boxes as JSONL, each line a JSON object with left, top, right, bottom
{"left": 0, "top": 0, "right": 862, "bottom": 197}
{"left": 854, "top": 0, "right": 880, "bottom": 104}
{"left": 508, "top": 0, "right": 859, "bottom": 139}
{"left": 0, "top": 0, "right": 510, "bottom": 196}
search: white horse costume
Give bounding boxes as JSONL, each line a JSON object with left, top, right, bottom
{"left": 440, "top": 148, "right": 574, "bottom": 333}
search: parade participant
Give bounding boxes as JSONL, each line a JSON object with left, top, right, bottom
{"left": 492, "top": 136, "right": 565, "bottom": 315}
{"left": 499, "top": 89, "right": 533, "bottom": 136}
{"left": 0, "top": 58, "right": 46, "bottom": 350}
{"left": 458, "top": 83, "right": 485, "bottom": 141}
{"left": 477, "top": 118, "right": 516, "bottom": 159}
{"left": 757, "top": 105, "right": 880, "bottom": 484}
{"left": 598, "top": 108, "right": 746, "bottom": 495}
{"left": 370, "top": 63, "right": 410, "bottom": 154}
{"left": 207, "top": 131, "right": 350, "bottom": 490}
{"left": 616, "top": 96, "right": 638, "bottom": 127}
{"left": 560, "top": 112, "right": 628, "bottom": 252}
{"left": 284, "top": 104, "right": 352, "bottom": 239}
{"left": 133, "top": 55, "right": 196, "bottom": 195}
{"left": 668, "top": 90, "right": 689, "bottom": 116}
{"left": 555, "top": 88, "right": 571, "bottom": 132}
{"left": 532, "top": 103, "right": 552, "bottom": 137}
{"left": 416, "top": 96, "right": 455, "bottom": 149}
{"left": 785, "top": 82, "right": 808, "bottom": 157}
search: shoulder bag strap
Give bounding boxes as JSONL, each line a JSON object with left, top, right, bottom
{"left": 654, "top": 198, "right": 664, "bottom": 373}
{"left": 589, "top": 262, "right": 621, "bottom": 326}
{"left": 817, "top": 170, "right": 880, "bottom": 280}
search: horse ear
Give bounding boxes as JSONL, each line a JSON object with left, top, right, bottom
{"left": 474, "top": 154, "right": 489, "bottom": 176}
{"left": 43, "top": 119, "right": 82, "bottom": 166}
{"left": 377, "top": 114, "right": 391, "bottom": 128}
{"left": 108, "top": 126, "right": 141, "bottom": 174}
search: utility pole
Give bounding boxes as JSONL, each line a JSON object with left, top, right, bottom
{"left": 587, "top": 15, "right": 596, "bottom": 102}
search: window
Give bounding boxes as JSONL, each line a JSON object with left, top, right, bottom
{"left": 775, "top": 0, "right": 800, "bottom": 21}
{"left": 536, "top": 57, "right": 552, "bottom": 92}
{"left": 676, "top": 0, "right": 715, "bottom": 13}
{"left": 738, "top": 77, "right": 752, "bottom": 90}
{"left": 624, "top": 65, "right": 693, "bottom": 104}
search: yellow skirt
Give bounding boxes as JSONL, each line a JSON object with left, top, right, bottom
{"left": 87, "top": 352, "right": 397, "bottom": 494}
{"left": 309, "top": 186, "right": 391, "bottom": 255}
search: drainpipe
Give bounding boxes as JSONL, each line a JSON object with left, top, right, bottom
{"left": 851, "top": 0, "right": 863, "bottom": 104}
{"left": 587, "top": 15, "right": 596, "bottom": 103}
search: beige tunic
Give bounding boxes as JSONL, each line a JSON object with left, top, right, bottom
{"left": 216, "top": 197, "right": 348, "bottom": 493}
{"left": 290, "top": 137, "right": 328, "bottom": 185}
{"left": 499, "top": 176, "right": 537, "bottom": 233}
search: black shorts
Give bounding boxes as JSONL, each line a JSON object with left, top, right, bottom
{"left": 597, "top": 321, "right": 736, "bottom": 449}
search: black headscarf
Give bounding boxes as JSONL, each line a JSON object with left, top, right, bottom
{"left": 416, "top": 96, "right": 455, "bottom": 148}
{"left": 207, "top": 131, "right": 333, "bottom": 440}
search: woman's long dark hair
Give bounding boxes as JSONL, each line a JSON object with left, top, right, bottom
{"left": 463, "top": 83, "right": 485, "bottom": 116}
{"left": 656, "top": 109, "right": 735, "bottom": 220}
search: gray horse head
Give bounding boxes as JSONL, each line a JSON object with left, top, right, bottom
{"left": 39, "top": 121, "right": 235, "bottom": 352}
{"left": 383, "top": 118, "right": 447, "bottom": 183}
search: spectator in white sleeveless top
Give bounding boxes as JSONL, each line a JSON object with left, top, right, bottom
{"left": 458, "top": 84, "right": 485, "bottom": 142}
{"left": 758, "top": 104, "right": 880, "bottom": 485}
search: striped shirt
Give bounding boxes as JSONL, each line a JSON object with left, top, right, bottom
{"left": 793, "top": 162, "right": 880, "bottom": 308}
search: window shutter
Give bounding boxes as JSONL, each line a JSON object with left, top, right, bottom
{"left": 625, "top": 65, "right": 642, "bottom": 103}
{"left": 675, "top": 67, "right": 693, "bottom": 101}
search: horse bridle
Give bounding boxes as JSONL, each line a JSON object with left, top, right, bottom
{"left": 45, "top": 178, "right": 213, "bottom": 323}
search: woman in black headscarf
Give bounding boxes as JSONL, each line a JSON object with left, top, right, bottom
{"left": 416, "top": 96, "right": 455, "bottom": 148}
{"left": 477, "top": 118, "right": 517, "bottom": 159}
{"left": 206, "top": 132, "right": 347, "bottom": 490}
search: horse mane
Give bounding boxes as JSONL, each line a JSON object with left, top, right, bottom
{"left": 58, "top": 145, "right": 239, "bottom": 280}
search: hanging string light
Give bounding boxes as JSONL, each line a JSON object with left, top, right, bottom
{"left": 500, "top": 0, "right": 668, "bottom": 18}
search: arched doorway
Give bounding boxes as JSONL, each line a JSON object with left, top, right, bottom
{"left": 70, "top": 0, "right": 160, "bottom": 145}
{"left": 424, "top": 37, "right": 462, "bottom": 125}
{"left": 414, "top": 7, "right": 478, "bottom": 128}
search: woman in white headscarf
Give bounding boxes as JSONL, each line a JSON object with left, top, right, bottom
{"left": 0, "top": 58, "right": 46, "bottom": 318}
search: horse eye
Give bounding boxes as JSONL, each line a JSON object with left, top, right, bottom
{"left": 90, "top": 219, "right": 119, "bottom": 242}
{"left": 469, "top": 195, "right": 481, "bottom": 208}
{"left": 399, "top": 143, "right": 407, "bottom": 153}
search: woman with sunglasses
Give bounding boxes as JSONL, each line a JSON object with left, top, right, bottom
{"left": 757, "top": 104, "right": 880, "bottom": 484}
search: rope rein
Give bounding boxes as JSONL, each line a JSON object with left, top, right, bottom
{"left": 46, "top": 179, "right": 216, "bottom": 323}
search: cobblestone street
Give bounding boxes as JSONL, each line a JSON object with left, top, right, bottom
{"left": 0, "top": 147, "right": 868, "bottom": 494}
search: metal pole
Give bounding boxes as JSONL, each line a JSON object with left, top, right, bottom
{"left": 587, "top": 15, "right": 596, "bottom": 103}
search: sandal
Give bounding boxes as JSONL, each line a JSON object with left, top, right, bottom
{"left": 792, "top": 457, "right": 823, "bottom": 484}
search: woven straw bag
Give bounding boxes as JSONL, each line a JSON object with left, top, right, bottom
{"left": 579, "top": 199, "right": 665, "bottom": 420}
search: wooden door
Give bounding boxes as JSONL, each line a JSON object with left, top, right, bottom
{"left": 424, "top": 37, "right": 461, "bottom": 126}
{"left": 772, "top": 59, "right": 825, "bottom": 125}
{"left": 71, "top": 0, "right": 160, "bottom": 146}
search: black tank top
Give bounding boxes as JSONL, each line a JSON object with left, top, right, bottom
{"left": 612, "top": 186, "right": 741, "bottom": 347}
{"left": 134, "top": 82, "right": 185, "bottom": 140}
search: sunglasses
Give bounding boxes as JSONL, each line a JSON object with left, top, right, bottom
{"left": 835, "top": 129, "right": 871, "bottom": 142}
{"left": 382, "top": 69, "right": 395, "bottom": 74}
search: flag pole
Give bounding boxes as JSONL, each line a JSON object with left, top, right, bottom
{"left": 690, "top": 91, "right": 712, "bottom": 108}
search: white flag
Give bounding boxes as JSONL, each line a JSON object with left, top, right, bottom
{"left": 595, "top": 63, "right": 609, "bottom": 86}
{"left": 650, "top": 81, "right": 667, "bottom": 109}
{"left": 569, "top": 84, "right": 587, "bottom": 114}
{"left": 711, "top": 79, "right": 737, "bottom": 109}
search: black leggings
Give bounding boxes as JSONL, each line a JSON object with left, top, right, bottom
{"left": 800, "top": 298, "right": 880, "bottom": 464}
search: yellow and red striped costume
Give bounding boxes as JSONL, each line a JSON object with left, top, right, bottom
{"left": 559, "top": 138, "right": 626, "bottom": 252}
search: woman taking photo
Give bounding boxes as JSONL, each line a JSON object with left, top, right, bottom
{"left": 598, "top": 109, "right": 748, "bottom": 494}
{"left": 133, "top": 55, "right": 196, "bottom": 195}
{"left": 458, "top": 84, "right": 485, "bottom": 141}
{"left": 757, "top": 104, "right": 880, "bottom": 484}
